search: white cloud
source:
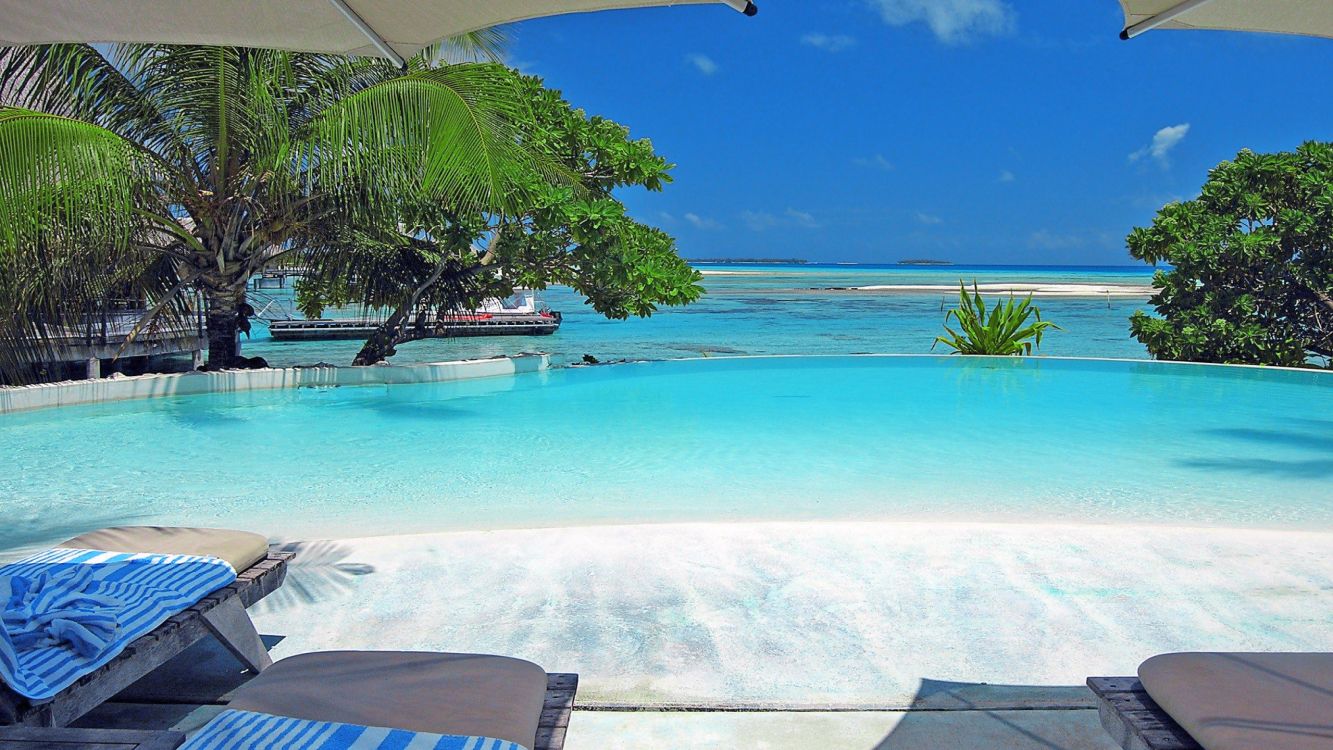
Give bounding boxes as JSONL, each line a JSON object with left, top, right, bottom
{"left": 741, "top": 209, "right": 820, "bottom": 232}
{"left": 1028, "top": 229, "right": 1085, "bottom": 250}
{"left": 868, "top": 0, "right": 1016, "bottom": 44}
{"left": 916, "top": 212, "right": 944, "bottom": 225}
{"left": 853, "top": 154, "right": 895, "bottom": 171}
{"left": 801, "top": 33, "right": 857, "bottom": 52}
{"left": 1129, "top": 123, "right": 1191, "bottom": 167}
{"left": 501, "top": 53, "right": 538, "bottom": 74}
{"left": 686, "top": 53, "right": 718, "bottom": 75}
{"left": 683, "top": 212, "right": 722, "bottom": 230}
{"left": 998, "top": 169, "right": 1016, "bottom": 183}
{"left": 785, "top": 208, "right": 820, "bottom": 228}
{"left": 741, "top": 211, "right": 777, "bottom": 231}
{"left": 1027, "top": 229, "right": 1119, "bottom": 251}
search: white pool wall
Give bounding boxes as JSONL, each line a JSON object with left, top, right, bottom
{"left": 0, "top": 353, "right": 549, "bottom": 415}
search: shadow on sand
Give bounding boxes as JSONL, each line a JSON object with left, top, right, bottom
{"left": 262, "top": 539, "right": 375, "bottom": 610}
{"left": 870, "top": 678, "right": 1115, "bottom": 750}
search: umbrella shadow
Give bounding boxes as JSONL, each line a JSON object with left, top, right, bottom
{"left": 871, "top": 678, "right": 1111, "bottom": 750}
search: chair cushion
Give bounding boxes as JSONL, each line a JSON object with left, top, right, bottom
{"left": 58, "top": 526, "right": 269, "bottom": 572}
{"left": 226, "top": 651, "right": 548, "bottom": 749}
{"left": 1139, "top": 652, "right": 1333, "bottom": 750}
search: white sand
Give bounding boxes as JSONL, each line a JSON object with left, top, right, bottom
{"left": 251, "top": 521, "right": 1333, "bottom": 707}
{"left": 836, "top": 283, "right": 1153, "bottom": 297}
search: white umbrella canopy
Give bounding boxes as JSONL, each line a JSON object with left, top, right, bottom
{"left": 0, "top": 0, "right": 757, "bottom": 66}
{"left": 1119, "top": 0, "right": 1333, "bottom": 40}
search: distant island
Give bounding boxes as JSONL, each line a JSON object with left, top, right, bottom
{"left": 898, "top": 259, "right": 953, "bottom": 266}
{"left": 688, "top": 258, "right": 807, "bottom": 264}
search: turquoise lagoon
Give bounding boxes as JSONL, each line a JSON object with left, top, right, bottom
{"left": 2, "top": 356, "right": 1329, "bottom": 550}
{"left": 242, "top": 264, "right": 1158, "bottom": 367}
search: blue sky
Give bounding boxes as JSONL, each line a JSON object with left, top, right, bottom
{"left": 507, "top": 1, "right": 1333, "bottom": 265}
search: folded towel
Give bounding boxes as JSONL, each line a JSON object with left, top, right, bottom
{"left": 0, "top": 547, "right": 237, "bottom": 700}
{"left": 183, "top": 709, "right": 529, "bottom": 750}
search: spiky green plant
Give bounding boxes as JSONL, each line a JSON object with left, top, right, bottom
{"left": 933, "top": 282, "right": 1060, "bottom": 356}
{"left": 0, "top": 41, "right": 540, "bottom": 380}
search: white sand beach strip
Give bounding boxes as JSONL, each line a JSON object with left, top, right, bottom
{"left": 825, "top": 283, "right": 1154, "bottom": 297}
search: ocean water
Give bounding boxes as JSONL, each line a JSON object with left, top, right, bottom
{"left": 3, "top": 356, "right": 1328, "bottom": 550}
{"left": 241, "top": 264, "right": 1158, "bottom": 367}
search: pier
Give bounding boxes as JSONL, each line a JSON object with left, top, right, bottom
{"left": 250, "top": 267, "right": 311, "bottom": 290}
{"left": 268, "top": 312, "right": 562, "bottom": 341}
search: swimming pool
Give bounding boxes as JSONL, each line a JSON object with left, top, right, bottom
{"left": 1, "top": 356, "right": 1329, "bottom": 550}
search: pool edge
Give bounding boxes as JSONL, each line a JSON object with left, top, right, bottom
{"left": 0, "top": 353, "right": 549, "bottom": 415}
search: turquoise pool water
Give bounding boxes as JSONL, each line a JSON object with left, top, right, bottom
{"left": 242, "top": 264, "right": 1157, "bottom": 366}
{"left": 2, "top": 356, "right": 1329, "bottom": 550}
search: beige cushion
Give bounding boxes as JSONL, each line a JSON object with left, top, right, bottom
{"left": 1139, "top": 652, "right": 1333, "bottom": 750}
{"left": 227, "top": 651, "right": 547, "bottom": 749}
{"left": 58, "top": 526, "right": 269, "bottom": 571}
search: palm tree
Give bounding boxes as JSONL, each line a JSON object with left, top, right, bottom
{"left": 0, "top": 40, "right": 531, "bottom": 378}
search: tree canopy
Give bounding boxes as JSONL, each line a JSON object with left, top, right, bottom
{"left": 296, "top": 72, "right": 703, "bottom": 365}
{"left": 1128, "top": 142, "right": 1333, "bottom": 367}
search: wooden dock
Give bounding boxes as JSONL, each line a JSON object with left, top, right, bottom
{"left": 27, "top": 302, "right": 206, "bottom": 380}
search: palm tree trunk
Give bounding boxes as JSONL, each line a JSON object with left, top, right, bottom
{"left": 204, "top": 286, "right": 243, "bottom": 367}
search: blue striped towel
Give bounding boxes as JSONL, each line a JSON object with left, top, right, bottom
{"left": 183, "top": 709, "right": 529, "bottom": 750}
{"left": 0, "top": 547, "right": 237, "bottom": 700}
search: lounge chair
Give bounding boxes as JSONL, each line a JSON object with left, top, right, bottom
{"left": 0, "top": 526, "right": 290, "bottom": 727}
{"left": 1089, "top": 652, "right": 1333, "bottom": 750}
{"left": 187, "top": 651, "right": 578, "bottom": 750}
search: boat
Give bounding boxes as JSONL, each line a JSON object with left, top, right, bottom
{"left": 267, "top": 290, "right": 561, "bottom": 342}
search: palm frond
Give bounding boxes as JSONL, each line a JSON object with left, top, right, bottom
{"left": 0, "top": 107, "right": 189, "bottom": 382}
{"left": 300, "top": 63, "right": 537, "bottom": 218}
{"left": 418, "top": 28, "right": 510, "bottom": 66}
{"left": 0, "top": 44, "right": 187, "bottom": 159}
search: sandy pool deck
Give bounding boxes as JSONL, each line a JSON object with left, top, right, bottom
{"left": 250, "top": 520, "right": 1333, "bottom": 709}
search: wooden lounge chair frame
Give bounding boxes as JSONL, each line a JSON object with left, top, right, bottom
{"left": 537, "top": 673, "right": 577, "bottom": 750}
{"left": 0, "top": 552, "right": 292, "bottom": 728}
{"left": 1087, "top": 676, "right": 1203, "bottom": 750}
{"left": 0, "top": 725, "right": 186, "bottom": 750}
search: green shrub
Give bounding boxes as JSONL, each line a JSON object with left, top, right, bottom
{"left": 933, "top": 282, "right": 1060, "bottom": 356}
